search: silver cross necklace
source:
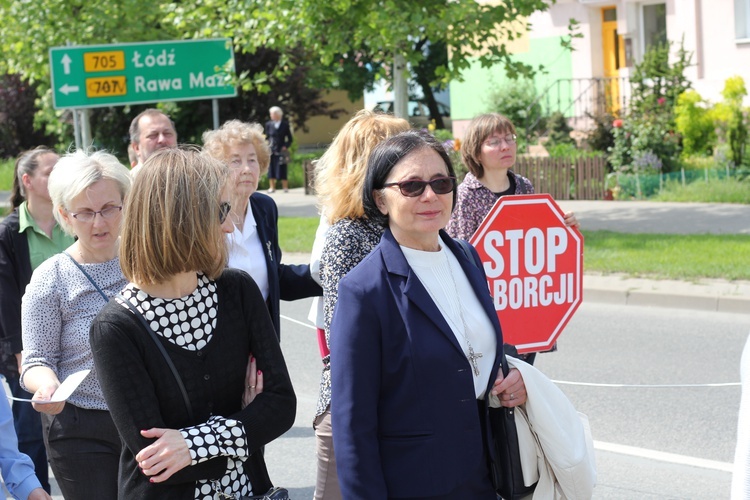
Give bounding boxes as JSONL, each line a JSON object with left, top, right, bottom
{"left": 444, "top": 256, "right": 483, "bottom": 377}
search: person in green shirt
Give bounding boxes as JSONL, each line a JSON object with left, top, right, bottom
{"left": 0, "top": 146, "right": 73, "bottom": 494}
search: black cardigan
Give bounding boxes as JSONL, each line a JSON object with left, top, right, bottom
{"left": 90, "top": 268, "right": 296, "bottom": 499}
{"left": 0, "top": 210, "right": 32, "bottom": 377}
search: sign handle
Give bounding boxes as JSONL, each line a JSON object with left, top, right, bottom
{"left": 81, "top": 109, "right": 92, "bottom": 149}
{"left": 212, "top": 99, "right": 219, "bottom": 130}
{"left": 72, "top": 109, "right": 82, "bottom": 151}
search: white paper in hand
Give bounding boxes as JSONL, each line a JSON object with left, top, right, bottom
{"left": 23, "top": 369, "right": 91, "bottom": 404}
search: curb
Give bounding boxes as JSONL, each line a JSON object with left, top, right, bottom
{"left": 583, "top": 287, "right": 749, "bottom": 314}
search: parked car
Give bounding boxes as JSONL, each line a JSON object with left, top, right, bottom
{"left": 372, "top": 100, "right": 452, "bottom": 130}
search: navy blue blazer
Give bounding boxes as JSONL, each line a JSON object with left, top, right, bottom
{"left": 330, "top": 229, "right": 508, "bottom": 499}
{"left": 246, "top": 193, "right": 321, "bottom": 338}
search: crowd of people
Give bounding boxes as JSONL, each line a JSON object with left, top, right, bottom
{"left": 0, "top": 105, "right": 600, "bottom": 500}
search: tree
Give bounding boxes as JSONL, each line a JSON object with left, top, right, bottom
{"left": 0, "top": 1, "right": 344, "bottom": 151}
{"left": 164, "top": 0, "right": 578, "bottom": 120}
{"left": 1, "top": 0, "right": 573, "bottom": 145}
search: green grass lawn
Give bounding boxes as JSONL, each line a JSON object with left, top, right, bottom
{"left": 278, "top": 217, "right": 750, "bottom": 281}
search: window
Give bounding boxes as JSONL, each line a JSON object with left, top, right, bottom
{"left": 642, "top": 3, "right": 667, "bottom": 51}
{"left": 736, "top": 0, "right": 750, "bottom": 40}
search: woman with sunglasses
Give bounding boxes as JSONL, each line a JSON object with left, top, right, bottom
{"left": 330, "top": 130, "right": 526, "bottom": 498}
{"left": 89, "top": 147, "right": 295, "bottom": 500}
{"left": 445, "top": 113, "right": 578, "bottom": 240}
{"left": 20, "top": 150, "right": 131, "bottom": 499}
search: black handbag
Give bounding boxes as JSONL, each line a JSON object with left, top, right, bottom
{"left": 452, "top": 241, "right": 536, "bottom": 499}
{"left": 488, "top": 403, "right": 537, "bottom": 499}
{"left": 241, "top": 486, "right": 290, "bottom": 499}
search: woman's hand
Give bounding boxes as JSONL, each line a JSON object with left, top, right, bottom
{"left": 564, "top": 211, "right": 580, "bottom": 229}
{"left": 136, "top": 428, "right": 191, "bottom": 482}
{"left": 31, "top": 383, "right": 65, "bottom": 415}
{"left": 242, "top": 355, "right": 263, "bottom": 409}
{"left": 491, "top": 367, "right": 526, "bottom": 408}
{"left": 28, "top": 487, "right": 52, "bottom": 500}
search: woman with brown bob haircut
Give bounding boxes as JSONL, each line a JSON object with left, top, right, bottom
{"left": 446, "top": 113, "right": 578, "bottom": 241}
{"left": 90, "top": 147, "right": 296, "bottom": 500}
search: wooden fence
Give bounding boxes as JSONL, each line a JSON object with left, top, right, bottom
{"left": 513, "top": 155, "right": 608, "bottom": 200}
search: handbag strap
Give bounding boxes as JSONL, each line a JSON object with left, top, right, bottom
{"left": 116, "top": 293, "right": 195, "bottom": 422}
{"left": 64, "top": 251, "right": 108, "bottom": 302}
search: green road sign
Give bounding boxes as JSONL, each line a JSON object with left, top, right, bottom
{"left": 50, "top": 39, "right": 236, "bottom": 109}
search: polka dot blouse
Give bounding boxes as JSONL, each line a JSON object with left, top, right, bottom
{"left": 118, "top": 275, "right": 252, "bottom": 499}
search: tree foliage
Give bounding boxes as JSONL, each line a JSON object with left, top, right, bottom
{"left": 1, "top": 0, "right": 569, "bottom": 146}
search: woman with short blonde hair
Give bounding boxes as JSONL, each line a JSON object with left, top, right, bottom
{"left": 202, "top": 120, "right": 271, "bottom": 177}
{"left": 90, "top": 147, "right": 296, "bottom": 500}
{"left": 21, "top": 149, "right": 131, "bottom": 499}
{"left": 203, "top": 120, "right": 321, "bottom": 339}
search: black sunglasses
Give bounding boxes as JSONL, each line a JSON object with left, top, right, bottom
{"left": 383, "top": 176, "right": 456, "bottom": 197}
{"left": 219, "top": 202, "right": 231, "bottom": 224}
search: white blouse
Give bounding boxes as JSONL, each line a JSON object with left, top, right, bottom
{"left": 401, "top": 240, "right": 497, "bottom": 398}
{"left": 226, "top": 206, "right": 269, "bottom": 300}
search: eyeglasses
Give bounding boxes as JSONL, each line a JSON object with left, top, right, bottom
{"left": 483, "top": 134, "right": 517, "bottom": 148}
{"left": 219, "top": 202, "right": 231, "bottom": 224}
{"left": 68, "top": 205, "right": 122, "bottom": 222}
{"left": 383, "top": 177, "right": 456, "bottom": 197}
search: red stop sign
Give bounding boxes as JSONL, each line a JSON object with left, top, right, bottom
{"left": 468, "top": 194, "right": 583, "bottom": 353}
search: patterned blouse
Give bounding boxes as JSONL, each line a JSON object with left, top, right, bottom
{"left": 119, "top": 276, "right": 251, "bottom": 500}
{"left": 316, "top": 217, "right": 385, "bottom": 417}
{"left": 445, "top": 171, "right": 534, "bottom": 241}
{"left": 21, "top": 254, "right": 127, "bottom": 409}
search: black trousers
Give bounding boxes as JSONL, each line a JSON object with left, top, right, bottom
{"left": 41, "top": 404, "right": 121, "bottom": 500}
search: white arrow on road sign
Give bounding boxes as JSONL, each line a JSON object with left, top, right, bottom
{"left": 61, "top": 54, "right": 72, "bottom": 75}
{"left": 59, "top": 84, "right": 80, "bottom": 95}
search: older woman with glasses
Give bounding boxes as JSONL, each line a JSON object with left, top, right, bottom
{"left": 90, "top": 147, "right": 295, "bottom": 500}
{"left": 20, "top": 150, "right": 131, "bottom": 500}
{"left": 445, "top": 113, "right": 578, "bottom": 241}
{"left": 330, "top": 130, "right": 527, "bottom": 499}
{"left": 203, "top": 120, "right": 320, "bottom": 340}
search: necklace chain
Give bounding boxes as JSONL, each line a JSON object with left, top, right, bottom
{"left": 443, "top": 255, "right": 483, "bottom": 377}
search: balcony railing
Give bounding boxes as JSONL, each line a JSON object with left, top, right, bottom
{"left": 523, "top": 77, "right": 631, "bottom": 144}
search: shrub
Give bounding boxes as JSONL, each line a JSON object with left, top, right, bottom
{"left": 585, "top": 111, "right": 616, "bottom": 157}
{"left": 609, "top": 41, "right": 691, "bottom": 173}
{"left": 0, "top": 74, "right": 56, "bottom": 157}
{"left": 674, "top": 90, "right": 715, "bottom": 157}
{"left": 545, "top": 112, "right": 574, "bottom": 147}
{"left": 711, "top": 76, "right": 748, "bottom": 167}
{"left": 486, "top": 78, "right": 545, "bottom": 136}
